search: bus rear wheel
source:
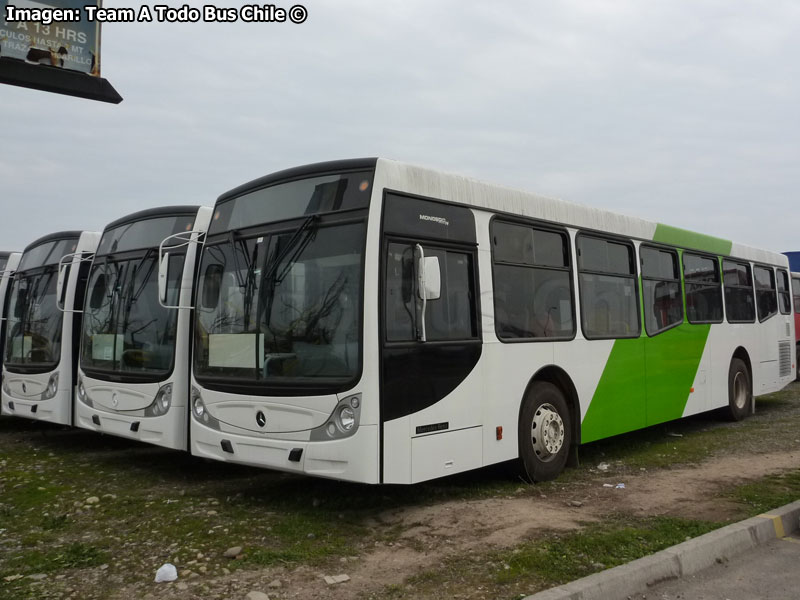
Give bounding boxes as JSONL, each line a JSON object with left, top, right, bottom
{"left": 518, "top": 382, "right": 571, "bottom": 482}
{"left": 726, "top": 358, "right": 751, "bottom": 421}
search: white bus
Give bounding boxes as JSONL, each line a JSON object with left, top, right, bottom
{"left": 2, "top": 231, "right": 100, "bottom": 425}
{"left": 0, "top": 250, "right": 22, "bottom": 408}
{"left": 76, "top": 206, "right": 211, "bottom": 450}
{"left": 173, "top": 158, "right": 794, "bottom": 484}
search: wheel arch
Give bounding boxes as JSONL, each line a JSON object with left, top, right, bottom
{"left": 519, "top": 365, "right": 581, "bottom": 447}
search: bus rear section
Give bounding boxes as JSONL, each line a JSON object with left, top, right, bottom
{"left": 75, "top": 206, "right": 211, "bottom": 450}
{"left": 2, "top": 231, "right": 99, "bottom": 425}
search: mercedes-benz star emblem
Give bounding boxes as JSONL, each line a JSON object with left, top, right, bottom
{"left": 22, "top": 382, "right": 27, "bottom": 394}
{"left": 256, "top": 411, "right": 266, "bottom": 428}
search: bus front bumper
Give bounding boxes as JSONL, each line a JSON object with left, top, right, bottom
{"left": 191, "top": 421, "right": 379, "bottom": 484}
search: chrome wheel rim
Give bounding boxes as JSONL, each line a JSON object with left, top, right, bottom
{"left": 531, "top": 403, "right": 565, "bottom": 462}
{"left": 733, "top": 371, "right": 748, "bottom": 410}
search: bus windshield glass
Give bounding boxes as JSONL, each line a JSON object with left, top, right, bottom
{"left": 4, "top": 268, "right": 62, "bottom": 370}
{"left": 194, "top": 219, "right": 366, "bottom": 388}
{"left": 80, "top": 215, "right": 193, "bottom": 378}
{"left": 209, "top": 171, "right": 373, "bottom": 234}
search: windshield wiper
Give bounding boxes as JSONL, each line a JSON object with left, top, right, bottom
{"left": 126, "top": 248, "right": 157, "bottom": 305}
{"left": 262, "top": 214, "right": 319, "bottom": 285}
{"left": 228, "top": 230, "right": 250, "bottom": 288}
{"left": 255, "top": 215, "right": 320, "bottom": 341}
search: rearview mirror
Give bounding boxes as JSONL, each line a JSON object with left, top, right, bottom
{"left": 417, "top": 255, "right": 441, "bottom": 301}
{"left": 56, "top": 263, "right": 67, "bottom": 306}
{"left": 158, "top": 252, "right": 170, "bottom": 306}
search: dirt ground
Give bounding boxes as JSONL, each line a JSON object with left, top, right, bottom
{"left": 4, "top": 386, "right": 800, "bottom": 600}
{"left": 118, "top": 448, "right": 800, "bottom": 600}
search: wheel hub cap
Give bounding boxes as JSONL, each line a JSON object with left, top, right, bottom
{"left": 531, "top": 403, "right": 565, "bottom": 461}
{"left": 733, "top": 372, "right": 747, "bottom": 410}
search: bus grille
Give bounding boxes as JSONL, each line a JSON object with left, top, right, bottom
{"left": 779, "top": 341, "right": 792, "bottom": 378}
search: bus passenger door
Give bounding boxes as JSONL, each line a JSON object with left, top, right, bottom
{"left": 381, "top": 240, "right": 483, "bottom": 483}
{"left": 378, "top": 193, "right": 484, "bottom": 483}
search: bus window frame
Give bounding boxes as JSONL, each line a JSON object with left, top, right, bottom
{"left": 639, "top": 243, "right": 683, "bottom": 337}
{"left": 682, "top": 251, "right": 724, "bottom": 325}
{"left": 576, "top": 232, "right": 641, "bottom": 341}
{"left": 753, "top": 263, "right": 779, "bottom": 323}
{"left": 488, "top": 215, "right": 576, "bottom": 344}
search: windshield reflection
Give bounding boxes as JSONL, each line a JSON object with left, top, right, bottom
{"left": 81, "top": 253, "right": 184, "bottom": 376}
{"left": 194, "top": 221, "right": 365, "bottom": 384}
{"left": 4, "top": 268, "right": 63, "bottom": 369}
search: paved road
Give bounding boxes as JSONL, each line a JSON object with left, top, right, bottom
{"left": 638, "top": 531, "right": 800, "bottom": 600}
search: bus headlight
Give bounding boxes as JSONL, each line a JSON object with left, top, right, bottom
{"left": 310, "top": 394, "right": 362, "bottom": 441}
{"left": 337, "top": 406, "right": 356, "bottom": 431}
{"left": 145, "top": 384, "right": 173, "bottom": 417}
{"left": 40, "top": 373, "right": 59, "bottom": 400}
{"left": 192, "top": 389, "right": 205, "bottom": 418}
{"left": 76, "top": 376, "right": 93, "bottom": 407}
{"left": 189, "top": 386, "right": 222, "bottom": 430}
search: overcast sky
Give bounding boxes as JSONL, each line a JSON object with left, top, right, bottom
{"left": 1, "top": 0, "right": 798, "bottom": 254}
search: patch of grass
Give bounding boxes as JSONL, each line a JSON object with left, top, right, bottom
{"left": 730, "top": 469, "right": 800, "bottom": 515}
{"left": 3, "top": 542, "right": 107, "bottom": 575}
{"left": 572, "top": 385, "right": 800, "bottom": 476}
{"left": 495, "top": 516, "right": 720, "bottom": 585}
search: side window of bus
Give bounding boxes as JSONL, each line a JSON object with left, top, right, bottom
{"left": 683, "top": 253, "right": 723, "bottom": 324}
{"left": 792, "top": 276, "right": 800, "bottom": 315}
{"left": 777, "top": 269, "right": 791, "bottom": 315}
{"left": 385, "top": 242, "right": 477, "bottom": 342}
{"left": 491, "top": 221, "right": 574, "bottom": 340}
{"left": 640, "top": 246, "right": 682, "bottom": 335}
{"left": 577, "top": 235, "right": 639, "bottom": 339}
{"left": 722, "top": 260, "right": 755, "bottom": 323}
{"left": 754, "top": 265, "right": 778, "bottom": 322}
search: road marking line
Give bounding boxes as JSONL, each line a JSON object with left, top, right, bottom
{"left": 757, "top": 514, "right": 786, "bottom": 538}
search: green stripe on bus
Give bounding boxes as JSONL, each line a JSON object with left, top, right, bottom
{"left": 581, "top": 323, "right": 711, "bottom": 443}
{"left": 653, "top": 224, "right": 732, "bottom": 256}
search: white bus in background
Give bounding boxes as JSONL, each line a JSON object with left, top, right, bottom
{"left": 76, "top": 206, "right": 211, "bottom": 450}
{"left": 0, "top": 250, "right": 22, "bottom": 409}
{"left": 2, "top": 231, "right": 100, "bottom": 425}
{"left": 173, "top": 158, "right": 793, "bottom": 485}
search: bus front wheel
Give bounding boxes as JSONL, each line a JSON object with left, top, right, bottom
{"left": 518, "top": 382, "right": 572, "bottom": 482}
{"left": 726, "top": 358, "right": 751, "bottom": 421}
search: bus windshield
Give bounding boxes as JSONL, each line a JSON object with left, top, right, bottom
{"left": 194, "top": 219, "right": 366, "bottom": 389}
{"left": 4, "top": 268, "right": 63, "bottom": 370}
{"left": 81, "top": 251, "right": 184, "bottom": 378}
{"left": 80, "top": 213, "right": 195, "bottom": 379}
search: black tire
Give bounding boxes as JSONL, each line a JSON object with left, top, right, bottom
{"left": 726, "top": 358, "right": 751, "bottom": 421}
{"left": 518, "top": 381, "right": 572, "bottom": 482}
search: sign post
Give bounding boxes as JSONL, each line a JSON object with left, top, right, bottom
{"left": 0, "top": 0, "right": 122, "bottom": 103}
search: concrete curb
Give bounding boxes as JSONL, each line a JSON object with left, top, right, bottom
{"left": 523, "top": 499, "right": 800, "bottom": 600}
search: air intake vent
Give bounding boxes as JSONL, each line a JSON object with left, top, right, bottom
{"left": 778, "top": 341, "right": 792, "bottom": 378}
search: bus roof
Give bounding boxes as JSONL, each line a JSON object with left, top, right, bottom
{"left": 103, "top": 205, "right": 202, "bottom": 232}
{"left": 374, "top": 158, "right": 787, "bottom": 267}
{"left": 211, "top": 157, "right": 787, "bottom": 267}
{"left": 23, "top": 231, "right": 82, "bottom": 253}
{"left": 216, "top": 158, "right": 378, "bottom": 204}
